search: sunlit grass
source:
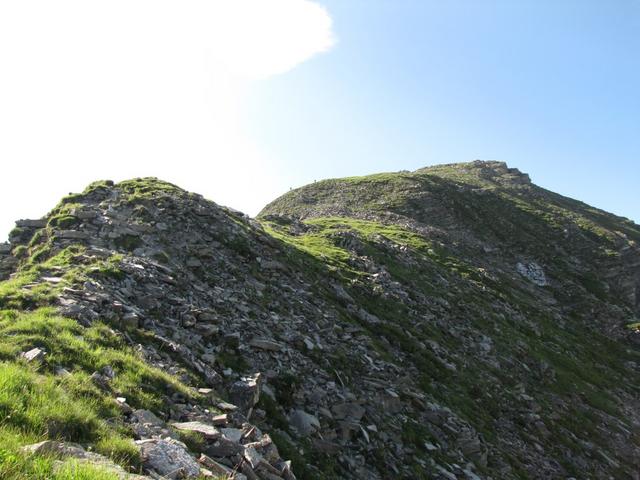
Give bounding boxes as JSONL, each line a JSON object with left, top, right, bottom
{"left": 0, "top": 308, "right": 205, "bottom": 477}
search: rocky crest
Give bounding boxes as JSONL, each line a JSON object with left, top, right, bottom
{"left": 1, "top": 163, "right": 640, "bottom": 479}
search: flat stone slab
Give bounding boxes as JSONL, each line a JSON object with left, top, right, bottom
{"left": 16, "top": 219, "right": 47, "bottom": 228}
{"left": 216, "top": 401, "right": 238, "bottom": 412}
{"left": 57, "top": 230, "right": 89, "bottom": 240}
{"left": 41, "top": 276, "right": 64, "bottom": 283}
{"left": 171, "top": 421, "right": 221, "bottom": 439}
{"left": 21, "top": 347, "right": 45, "bottom": 362}
{"left": 248, "top": 338, "right": 284, "bottom": 352}
{"left": 199, "top": 454, "right": 247, "bottom": 480}
{"left": 220, "top": 427, "right": 244, "bottom": 443}
{"left": 211, "top": 414, "right": 228, "bottom": 426}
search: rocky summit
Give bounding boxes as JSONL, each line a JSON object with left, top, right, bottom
{"left": 1, "top": 161, "right": 640, "bottom": 480}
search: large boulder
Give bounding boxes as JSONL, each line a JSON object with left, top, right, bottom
{"left": 137, "top": 438, "right": 200, "bottom": 479}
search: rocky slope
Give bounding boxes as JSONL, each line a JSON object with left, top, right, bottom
{"left": 1, "top": 161, "right": 640, "bottom": 479}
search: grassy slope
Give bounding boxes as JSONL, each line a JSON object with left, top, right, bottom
{"left": 0, "top": 302, "right": 211, "bottom": 478}
{"left": 0, "top": 309, "right": 142, "bottom": 479}
{"left": 0, "top": 214, "right": 210, "bottom": 478}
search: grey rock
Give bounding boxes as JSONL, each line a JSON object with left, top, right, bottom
{"left": 21, "top": 347, "right": 45, "bottom": 363}
{"left": 243, "top": 445, "right": 263, "bottom": 468}
{"left": 516, "top": 261, "right": 548, "bottom": 286}
{"left": 220, "top": 427, "right": 244, "bottom": 443}
{"left": 248, "top": 338, "right": 284, "bottom": 352}
{"left": 355, "top": 308, "right": 381, "bottom": 325}
{"left": 332, "top": 283, "right": 354, "bottom": 305}
{"left": 331, "top": 402, "right": 366, "bottom": 422}
{"left": 229, "top": 373, "right": 262, "bottom": 417}
{"left": 217, "top": 401, "right": 238, "bottom": 412}
{"left": 138, "top": 438, "right": 200, "bottom": 479}
{"left": 463, "top": 469, "right": 482, "bottom": 480}
{"left": 171, "top": 421, "right": 221, "bottom": 439}
{"left": 121, "top": 312, "right": 140, "bottom": 329}
{"left": 73, "top": 208, "right": 98, "bottom": 220}
{"left": 16, "top": 219, "right": 47, "bottom": 228}
{"left": 130, "top": 409, "right": 177, "bottom": 440}
{"left": 258, "top": 259, "right": 286, "bottom": 271}
{"left": 199, "top": 454, "right": 247, "bottom": 480}
{"left": 21, "top": 440, "right": 86, "bottom": 457}
{"left": 288, "top": 410, "right": 320, "bottom": 437}
{"left": 57, "top": 230, "right": 90, "bottom": 240}
{"left": 131, "top": 409, "right": 164, "bottom": 426}
{"left": 211, "top": 413, "right": 229, "bottom": 426}
{"left": 196, "top": 324, "right": 219, "bottom": 337}
{"left": 205, "top": 437, "right": 244, "bottom": 458}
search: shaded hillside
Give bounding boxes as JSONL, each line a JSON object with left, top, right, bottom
{"left": 0, "top": 162, "right": 639, "bottom": 479}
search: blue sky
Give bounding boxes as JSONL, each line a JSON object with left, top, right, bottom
{"left": 0, "top": 0, "right": 638, "bottom": 240}
{"left": 248, "top": 0, "right": 639, "bottom": 221}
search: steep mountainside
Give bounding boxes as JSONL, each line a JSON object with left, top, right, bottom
{"left": 1, "top": 161, "right": 640, "bottom": 479}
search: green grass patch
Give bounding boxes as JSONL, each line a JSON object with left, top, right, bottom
{"left": 0, "top": 308, "right": 202, "bottom": 477}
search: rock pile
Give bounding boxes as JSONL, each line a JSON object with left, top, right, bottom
{"left": 0, "top": 179, "right": 490, "bottom": 477}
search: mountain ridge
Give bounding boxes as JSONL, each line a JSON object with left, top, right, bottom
{"left": 1, "top": 162, "right": 640, "bottom": 479}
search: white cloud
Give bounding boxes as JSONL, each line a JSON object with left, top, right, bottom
{"left": 204, "top": 0, "right": 336, "bottom": 78}
{"left": 0, "top": 0, "right": 335, "bottom": 239}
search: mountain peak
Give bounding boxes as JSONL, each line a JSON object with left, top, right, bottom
{"left": 416, "top": 160, "right": 532, "bottom": 186}
{"left": 257, "top": 161, "right": 539, "bottom": 226}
